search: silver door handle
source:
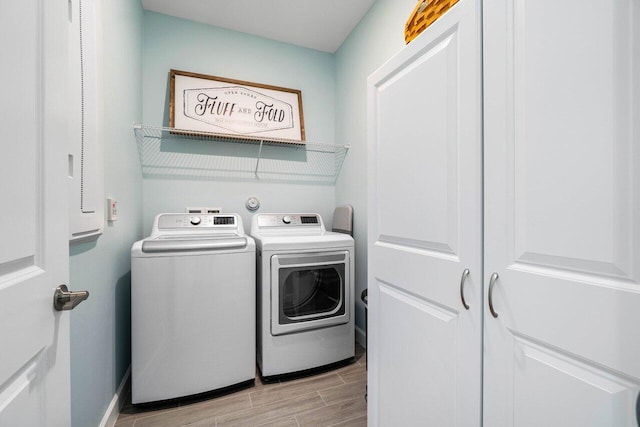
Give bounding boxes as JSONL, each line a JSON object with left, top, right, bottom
{"left": 636, "top": 389, "right": 639, "bottom": 425}
{"left": 459, "top": 268, "right": 470, "bottom": 310}
{"left": 488, "top": 272, "right": 499, "bottom": 318}
{"left": 54, "top": 284, "right": 89, "bottom": 311}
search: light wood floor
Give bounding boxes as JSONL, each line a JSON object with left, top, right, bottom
{"left": 116, "top": 346, "right": 366, "bottom": 427}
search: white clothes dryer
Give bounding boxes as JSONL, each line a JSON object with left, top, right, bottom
{"left": 250, "top": 213, "right": 355, "bottom": 380}
{"left": 131, "top": 213, "right": 255, "bottom": 404}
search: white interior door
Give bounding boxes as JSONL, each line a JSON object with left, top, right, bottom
{"left": 0, "top": 0, "right": 71, "bottom": 425}
{"left": 483, "top": 0, "right": 640, "bottom": 425}
{"left": 367, "top": 0, "right": 483, "bottom": 425}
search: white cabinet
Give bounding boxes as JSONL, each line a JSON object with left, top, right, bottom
{"left": 68, "top": 0, "right": 104, "bottom": 243}
{"left": 368, "top": 0, "right": 640, "bottom": 425}
{"left": 367, "top": 0, "right": 483, "bottom": 424}
{"left": 482, "top": 0, "right": 640, "bottom": 425}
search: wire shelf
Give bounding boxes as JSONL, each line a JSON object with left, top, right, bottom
{"left": 133, "top": 124, "right": 349, "bottom": 184}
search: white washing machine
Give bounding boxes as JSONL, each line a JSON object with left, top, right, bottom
{"left": 250, "top": 213, "right": 355, "bottom": 380}
{"left": 131, "top": 213, "right": 255, "bottom": 404}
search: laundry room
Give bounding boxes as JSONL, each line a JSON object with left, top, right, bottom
{"left": 58, "top": 0, "right": 413, "bottom": 425}
{"left": 3, "top": 0, "right": 639, "bottom": 426}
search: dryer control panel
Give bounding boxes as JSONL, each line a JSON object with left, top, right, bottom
{"left": 256, "top": 214, "right": 321, "bottom": 228}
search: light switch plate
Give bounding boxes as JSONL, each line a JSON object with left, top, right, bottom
{"left": 107, "top": 197, "right": 117, "bottom": 221}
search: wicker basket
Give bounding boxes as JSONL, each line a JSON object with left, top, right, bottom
{"left": 404, "top": 0, "right": 459, "bottom": 44}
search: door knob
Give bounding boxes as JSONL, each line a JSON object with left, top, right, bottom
{"left": 53, "top": 284, "right": 89, "bottom": 311}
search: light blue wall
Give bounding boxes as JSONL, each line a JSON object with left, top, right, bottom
{"left": 69, "top": 0, "right": 143, "bottom": 425}
{"left": 142, "top": 12, "right": 337, "bottom": 233}
{"left": 334, "top": 0, "right": 416, "bottom": 330}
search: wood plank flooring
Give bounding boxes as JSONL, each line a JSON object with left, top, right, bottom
{"left": 116, "top": 346, "right": 366, "bottom": 427}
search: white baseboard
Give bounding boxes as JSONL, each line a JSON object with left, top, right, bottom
{"left": 355, "top": 325, "right": 366, "bottom": 349}
{"left": 99, "top": 366, "right": 130, "bottom": 427}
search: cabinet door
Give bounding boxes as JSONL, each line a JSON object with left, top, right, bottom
{"left": 367, "top": 0, "right": 482, "bottom": 425}
{"left": 483, "top": 0, "right": 640, "bottom": 425}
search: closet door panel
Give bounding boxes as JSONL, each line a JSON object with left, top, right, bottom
{"left": 377, "top": 284, "right": 457, "bottom": 426}
{"left": 375, "top": 34, "right": 458, "bottom": 254}
{"left": 510, "top": 0, "right": 634, "bottom": 276}
{"left": 367, "top": 0, "right": 482, "bottom": 425}
{"left": 483, "top": 0, "right": 640, "bottom": 425}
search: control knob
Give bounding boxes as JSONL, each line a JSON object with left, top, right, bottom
{"left": 282, "top": 215, "right": 292, "bottom": 224}
{"left": 190, "top": 216, "right": 201, "bottom": 225}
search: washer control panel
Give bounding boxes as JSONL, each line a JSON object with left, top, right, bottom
{"left": 157, "top": 213, "right": 236, "bottom": 229}
{"left": 256, "top": 214, "right": 321, "bottom": 227}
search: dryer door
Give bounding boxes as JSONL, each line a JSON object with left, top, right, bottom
{"left": 271, "top": 251, "right": 350, "bottom": 336}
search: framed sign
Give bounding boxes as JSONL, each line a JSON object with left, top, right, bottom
{"left": 170, "top": 69, "right": 305, "bottom": 142}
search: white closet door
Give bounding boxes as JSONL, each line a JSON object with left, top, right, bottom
{"left": 367, "top": 0, "right": 482, "bottom": 425}
{"left": 483, "top": 0, "right": 640, "bottom": 425}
